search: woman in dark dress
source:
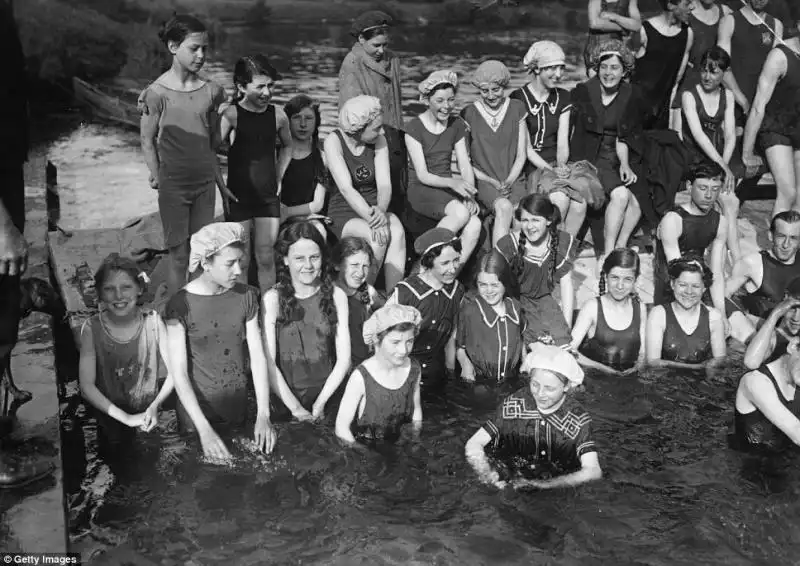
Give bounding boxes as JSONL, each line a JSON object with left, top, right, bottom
{"left": 570, "top": 40, "right": 646, "bottom": 261}
{"left": 263, "top": 221, "right": 351, "bottom": 420}
{"left": 281, "top": 95, "right": 328, "bottom": 237}
{"left": 631, "top": 0, "right": 694, "bottom": 130}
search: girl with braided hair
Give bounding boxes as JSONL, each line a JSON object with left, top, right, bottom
{"left": 570, "top": 248, "right": 646, "bottom": 374}
{"left": 332, "top": 236, "right": 386, "bottom": 368}
{"left": 263, "top": 221, "right": 351, "bottom": 421}
{"left": 495, "top": 194, "right": 576, "bottom": 348}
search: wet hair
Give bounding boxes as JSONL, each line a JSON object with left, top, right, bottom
{"left": 375, "top": 321, "right": 418, "bottom": 346}
{"left": 667, "top": 255, "right": 713, "bottom": 289}
{"left": 699, "top": 46, "right": 731, "bottom": 73}
{"left": 598, "top": 248, "right": 640, "bottom": 296}
{"left": 420, "top": 238, "right": 463, "bottom": 270}
{"left": 274, "top": 221, "right": 337, "bottom": 328}
{"left": 476, "top": 250, "right": 519, "bottom": 299}
{"left": 158, "top": 14, "right": 207, "bottom": 47}
{"left": 360, "top": 26, "right": 389, "bottom": 41}
{"left": 94, "top": 253, "right": 145, "bottom": 293}
{"left": 331, "top": 236, "right": 375, "bottom": 307}
{"left": 512, "top": 194, "right": 562, "bottom": 289}
{"left": 770, "top": 210, "right": 800, "bottom": 234}
{"left": 284, "top": 94, "right": 326, "bottom": 184}
{"left": 232, "top": 54, "right": 280, "bottom": 100}
{"left": 686, "top": 160, "right": 725, "bottom": 184}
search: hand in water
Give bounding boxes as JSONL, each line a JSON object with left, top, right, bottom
{"left": 292, "top": 407, "right": 315, "bottom": 422}
{"left": 511, "top": 478, "right": 544, "bottom": 490}
{"left": 199, "top": 426, "right": 232, "bottom": 464}
{"left": 311, "top": 400, "right": 326, "bottom": 421}
{"left": 253, "top": 414, "right": 277, "bottom": 454}
{"left": 140, "top": 403, "right": 159, "bottom": 432}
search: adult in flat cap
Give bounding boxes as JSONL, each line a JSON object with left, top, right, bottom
{"left": 163, "top": 222, "right": 277, "bottom": 462}
{"left": 338, "top": 10, "right": 408, "bottom": 218}
{"left": 388, "top": 227, "right": 465, "bottom": 386}
{"left": 511, "top": 41, "right": 587, "bottom": 238}
{"left": 335, "top": 303, "right": 423, "bottom": 446}
{"left": 460, "top": 60, "right": 528, "bottom": 247}
{"left": 324, "top": 95, "right": 407, "bottom": 292}
{"left": 465, "top": 342, "right": 602, "bottom": 490}
{"left": 405, "top": 70, "right": 482, "bottom": 265}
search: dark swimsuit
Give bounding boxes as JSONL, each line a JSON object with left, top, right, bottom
{"left": 735, "top": 363, "right": 800, "bottom": 450}
{"left": 661, "top": 303, "right": 712, "bottom": 364}
{"left": 738, "top": 251, "right": 800, "bottom": 318}
{"left": 579, "top": 296, "right": 641, "bottom": 371}
{"left": 354, "top": 361, "right": 421, "bottom": 443}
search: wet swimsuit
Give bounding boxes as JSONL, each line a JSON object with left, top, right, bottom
{"left": 729, "top": 10, "right": 778, "bottom": 107}
{"left": 661, "top": 303, "right": 713, "bottom": 364}
{"left": 482, "top": 387, "right": 596, "bottom": 478}
{"left": 735, "top": 363, "right": 800, "bottom": 450}
{"left": 579, "top": 296, "right": 641, "bottom": 371}
{"left": 760, "top": 44, "right": 800, "bottom": 150}
{"left": 327, "top": 130, "right": 378, "bottom": 238}
{"left": 653, "top": 206, "right": 720, "bottom": 305}
{"left": 354, "top": 360, "right": 420, "bottom": 443}
{"left": 738, "top": 251, "right": 800, "bottom": 318}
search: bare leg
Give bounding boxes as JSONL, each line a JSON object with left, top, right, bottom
{"left": 766, "top": 144, "right": 797, "bottom": 218}
{"left": 603, "top": 186, "right": 629, "bottom": 253}
{"left": 438, "top": 200, "right": 470, "bottom": 234}
{"left": 718, "top": 191, "right": 741, "bottom": 263}
{"left": 167, "top": 241, "right": 190, "bottom": 295}
{"left": 458, "top": 215, "right": 483, "bottom": 270}
{"left": 384, "top": 213, "right": 407, "bottom": 292}
{"left": 252, "top": 217, "right": 281, "bottom": 294}
{"left": 492, "top": 198, "right": 515, "bottom": 247}
{"left": 616, "top": 191, "right": 641, "bottom": 248}
{"left": 236, "top": 219, "right": 254, "bottom": 285}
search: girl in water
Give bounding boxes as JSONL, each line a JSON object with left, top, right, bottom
{"left": 332, "top": 236, "right": 385, "bottom": 368}
{"left": 496, "top": 194, "right": 576, "bottom": 348}
{"left": 456, "top": 251, "right": 524, "bottom": 384}
{"left": 263, "top": 221, "right": 351, "bottom": 420}
{"left": 405, "top": 70, "right": 482, "bottom": 265}
{"left": 79, "top": 254, "right": 174, "bottom": 450}
{"left": 220, "top": 54, "right": 293, "bottom": 293}
{"left": 281, "top": 95, "right": 328, "bottom": 237}
{"left": 570, "top": 248, "right": 646, "bottom": 374}
{"left": 335, "top": 304, "right": 423, "bottom": 446}
{"left": 325, "top": 95, "right": 406, "bottom": 292}
{"left": 460, "top": 60, "right": 528, "bottom": 246}
{"left": 139, "top": 14, "right": 230, "bottom": 295}
{"left": 163, "top": 223, "right": 275, "bottom": 463}
{"left": 465, "top": 342, "right": 602, "bottom": 490}
{"left": 646, "top": 257, "right": 726, "bottom": 370}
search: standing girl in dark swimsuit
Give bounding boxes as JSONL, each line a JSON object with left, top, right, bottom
{"left": 220, "top": 55, "right": 293, "bottom": 294}
{"left": 571, "top": 248, "right": 647, "bottom": 374}
{"left": 584, "top": 0, "right": 642, "bottom": 77}
{"left": 332, "top": 237, "right": 385, "bottom": 368}
{"left": 646, "top": 257, "right": 726, "bottom": 370}
{"left": 281, "top": 95, "right": 328, "bottom": 237}
{"left": 631, "top": 0, "right": 693, "bottom": 130}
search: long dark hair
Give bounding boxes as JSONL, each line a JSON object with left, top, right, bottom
{"left": 284, "top": 94, "right": 327, "bottom": 185}
{"left": 476, "top": 250, "right": 519, "bottom": 299}
{"left": 513, "top": 194, "right": 561, "bottom": 289}
{"left": 232, "top": 54, "right": 280, "bottom": 101}
{"left": 599, "top": 248, "right": 640, "bottom": 296}
{"left": 274, "top": 221, "right": 337, "bottom": 328}
{"left": 331, "top": 236, "right": 375, "bottom": 307}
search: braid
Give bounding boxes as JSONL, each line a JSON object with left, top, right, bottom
{"left": 276, "top": 265, "right": 302, "bottom": 325}
{"left": 318, "top": 272, "right": 339, "bottom": 330}
{"left": 547, "top": 225, "right": 559, "bottom": 290}
{"left": 356, "top": 282, "right": 371, "bottom": 308}
{"left": 598, "top": 271, "right": 606, "bottom": 295}
{"left": 512, "top": 231, "right": 527, "bottom": 279}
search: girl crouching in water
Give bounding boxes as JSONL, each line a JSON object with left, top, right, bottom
{"left": 332, "top": 237, "right": 385, "bottom": 368}
{"left": 264, "top": 221, "right": 351, "bottom": 420}
{"left": 164, "top": 223, "right": 276, "bottom": 463}
{"left": 336, "top": 304, "right": 423, "bottom": 446}
{"left": 570, "top": 248, "right": 646, "bottom": 375}
{"left": 79, "top": 254, "right": 174, "bottom": 451}
{"left": 456, "top": 251, "right": 525, "bottom": 383}
{"left": 465, "top": 342, "right": 601, "bottom": 489}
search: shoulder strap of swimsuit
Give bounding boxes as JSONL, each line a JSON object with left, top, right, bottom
{"left": 595, "top": 296, "right": 608, "bottom": 331}
{"left": 757, "top": 363, "right": 791, "bottom": 404}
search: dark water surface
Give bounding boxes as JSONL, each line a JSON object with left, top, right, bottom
{"left": 55, "top": 22, "right": 800, "bottom": 566}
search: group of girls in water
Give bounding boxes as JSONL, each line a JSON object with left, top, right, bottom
{"left": 95, "top": 3, "right": 800, "bottom": 490}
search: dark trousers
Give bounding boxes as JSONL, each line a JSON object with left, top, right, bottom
{"left": 0, "top": 162, "right": 25, "bottom": 364}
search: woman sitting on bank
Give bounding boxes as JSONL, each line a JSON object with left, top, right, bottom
{"left": 324, "top": 95, "right": 406, "bottom": 292}
{"left": 281, "top": 94, "right": 328, "bottom": 237}
{"left": 332, "top": 236, "right": 385, "bottom": 368}
{"left": 734, "top": 336, "right": 800, "bottom": 451}
{"left": 465, "top": 342, "right": 602, "bottom": 490}
{"left": 335, "top": 304, "right": 423, "bottom": 447}
{"left": 263, "top": 221, "right": 351, "bottom": 420}
{"left": 570, "top": 39, "right": 646, "bottom": 264}
{"left": 460, "top": 60, "right": 528, "bottom": 246}
{"left": 163, "top": 223, "right": 275, "bottom": 463}
{"left": 571, "top": 248, "right": 646, "bottom": 375}
{"left": 405, "top": 70, "right": 482, "bottom": 265}
{"left": 646, "top": 256, "right": 726, "bottom": 370}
